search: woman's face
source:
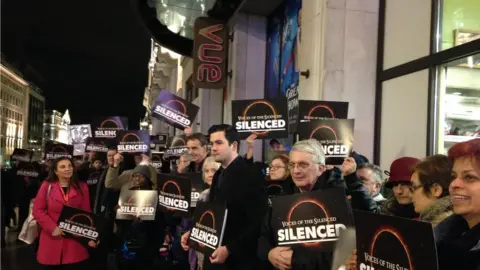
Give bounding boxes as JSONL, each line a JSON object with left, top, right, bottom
{"left": 132, "top": 173, "right": 146, "bottom": 187}
{"left": 411, "top": 172, "right": 441, "bottom": 214}
{"left": 203, "top": 164, "right": 218, "bottom": 186}
{"left": 392, "top": 183, "right": 413, "bottom": 205}
{"left": 269, "top": 158, "right": 288, "bottom": 181}
{"left": 450, "top": 156, "right": 480, "bottom": 225}
{"left": 55, "top": 159, "right": 73, "bottom": 180}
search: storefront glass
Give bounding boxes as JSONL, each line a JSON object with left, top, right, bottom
{"left": 436, "top": 53, "right": 480, "bottom": 153}
{"left": 438, "top": 0, "right": 480, "bottom": 52}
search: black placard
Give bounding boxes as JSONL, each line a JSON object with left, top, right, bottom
{"left": 180, "top": 173, "right": 207, "bottom": 208}
{"left": 189, "top": 202, "right": 228, "bottom": 256}
{"left": 16, "top": 162, "right": 40, "bottom": 178}
{"left": 152, "top": 90, "right": 200, "bottom": 130}
{"left": 286, "top": 87, "right": 299, "bottom": 133}
{"left": 164, "top": 135, "right": 189, "bottom": 160}
{"left": 57, "top": 206, "right": 105, "bottom": 243}
{"left": 266, "top": 180, "right": 285, "bottom": 200}
{"left": 92, "top": 116, "right": 128, "bottom": 138}
{"left": 150, "top": 134, "right": 168, "bottom": 150}
{"left": 150, "top": 152, "right": 164, "bottom": 173}
{"left": 12, "top": 148, "right": 34, "bottom": 162}
{"left": 86, "top": 170, "right": 102, "bottom": 186}
{"left": 116, "top": 190, "right": 158, "bottom": 220}
{"left": 271, "top": 188, "right": 352, "bottom": 251}
{"left": 298, "top": 100, "right": 349, "bottom": 122}
{"left": 44, "top": 141, "right": 73, "bottom": 160}
{"left": 297, "top": 119, "right": 355, "bottom": 165}
{"left": 116, "top": 130, "right": 150, "bottom": 154}
{"left": 232, "top": 98, "right": 289, "bottom": 139}
{"left": 85, "top": 137, "right": 110, "bottom": 153}
{"left": 354, "top": 210, "right": 438, "bottom": 270}
{"left": 157, "top": 174, "right": 191, "bottom": 216}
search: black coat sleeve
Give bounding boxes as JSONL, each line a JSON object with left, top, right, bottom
{"left": 291, "top": 247, "right": 333, "bottom": 270}
{"left": 257, "top": 208, "right": 274, "bottom": 264}
{"left": 344, "top": 173, "right": 379, "bottom": 212}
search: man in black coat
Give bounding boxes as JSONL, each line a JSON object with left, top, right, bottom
{"left": 257, "top": 139, "right": 355, "bottom": 270}
{"left": 181, "top": 124, "right": 268, "bottom": 270}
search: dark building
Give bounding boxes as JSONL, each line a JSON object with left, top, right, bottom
{"left": 27, "top": 85, "right": 45, "bottom": 160}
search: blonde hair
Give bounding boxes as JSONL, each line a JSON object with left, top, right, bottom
{"left": 202, "top": 156, "right": 221, "bottom": 183}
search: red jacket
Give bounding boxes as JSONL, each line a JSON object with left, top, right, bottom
{"left": 33, "top": 181, "right": 90, "bottom": 265}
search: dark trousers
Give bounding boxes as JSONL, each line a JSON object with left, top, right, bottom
{"left": 18, "top": 200, "right": 30, "bottom": 229}
{"left": 41, "top": 260, "right": 88, "bottom": 270}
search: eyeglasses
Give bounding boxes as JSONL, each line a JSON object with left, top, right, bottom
{"left": 288, "top": 162, "right": 313, "bottom": 171}
{"left": 269, "top": 165, "right": 286, "bottom": 171}
{"left": 410, "top": 183, "right": 423, "bottom": 191}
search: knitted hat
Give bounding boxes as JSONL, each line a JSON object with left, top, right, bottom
{"left": 385, "top": 157, "right": 420, "bottom": 188}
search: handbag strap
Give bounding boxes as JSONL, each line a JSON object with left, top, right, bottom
{"left": 46, "top": 184, "right": 52, "bottom": 210}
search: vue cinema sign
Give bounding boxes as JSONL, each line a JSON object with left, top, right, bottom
{"left": 193, "top": 17, "right": 228, "bottom": 89}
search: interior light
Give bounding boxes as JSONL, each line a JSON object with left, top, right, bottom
{"left": 467, "top": 56, "right": 474, "bottom": 68}
{"left": 452, "top": 92, "right": 462, "bottom": 95}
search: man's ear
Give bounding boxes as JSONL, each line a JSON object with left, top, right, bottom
{"left": 231, "top": 141, "right": 239, "bottom": 153}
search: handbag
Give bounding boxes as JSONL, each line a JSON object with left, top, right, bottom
{"left": 18, "top": 184, "right": 51, "bottom": 244}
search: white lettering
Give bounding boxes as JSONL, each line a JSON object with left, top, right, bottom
{"left": 191, "top": 227, "right": 219, "bottom": 247}
{"left": 277, "top": 224, "right": 346, "bottom": 244}
{"left": 95, "top": 130, "right": 117, "bottom": 137}
{"left": 321, "top": 145, "right": 349, "bottom": 155}
{"left": 58, "top": 221, "right": 99, "bottom": 240}
{"left": 119, "top": 206, "right": 155, "bottom": 215}
{"left": 159, "top": 195, "right": 189, "bottom": 211}
{"left": 154, "top": 106, "right": 191, "bottom": 126}
{"left": 117, "top": 144, "right": 149, "bottom": 152}
{"left": 235, "top": 120, "right": 286, "bottom": 131}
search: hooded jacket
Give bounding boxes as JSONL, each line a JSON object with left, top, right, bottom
{"left": 257, "top": 169, "right": 350, "bottom": 270}
{"left": 104, "top": 165, "right": 158, "bottom": 192}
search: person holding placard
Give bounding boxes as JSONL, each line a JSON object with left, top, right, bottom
{"left": 33, "top": 157, "right": 94, "bottom": 269}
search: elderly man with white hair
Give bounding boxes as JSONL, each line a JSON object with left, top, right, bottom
{"left": 257, "top": 139, "right": 379, "bottom": 270}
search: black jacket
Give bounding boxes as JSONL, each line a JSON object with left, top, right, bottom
{"left": 344, "top": 173, "right": 381, "bottom": 212}
{"left": 257, "top": 170, "right": 349, "bottom": 270}
{"left": 205, "top": 156, "right": 268, "bottom": 270}
{"left": 435, "top": 214, "right": 480, "bottom": 270}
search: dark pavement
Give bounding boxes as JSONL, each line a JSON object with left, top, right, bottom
{"left": 1, "top": 229, "right": 40, "bottom": 270}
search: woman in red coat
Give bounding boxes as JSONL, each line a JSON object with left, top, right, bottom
{"left": 33, "top": 157, "right": 92, "bottom": 269}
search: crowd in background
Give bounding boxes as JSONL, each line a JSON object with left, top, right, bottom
{"left": 1, "top": 124, "right": 479, "bottom": 270}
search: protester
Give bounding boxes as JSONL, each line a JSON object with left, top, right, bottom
{"left": 411, "top": 154, "right": 453, "bottom": 227}
{"left": 356, "top": 163, "right": 386, "bottom": 202}
{"left": 32, "top": 157, "right": 95, "bottom": 269}
{"left": 181, "top": 124, "right": 267, "bottom": 270}
{"left": 267, "top": 155, "right": 290, "bottom": 181}
{"left": 380, "top": 157, "right": 420, "bottom": 219}
{"left": 107, "top": 164, "right": 164, "bottom": 270}
{"left": 189, "top": 156, "right": 221, "bottom": 270}
{"left": 185, "top": 132, "right": 209, "bottom": 173}
{"left": 435, "top": 139, "right": 480, "bottom": 270}
{"left": 257, "top": 139, "right": 350, "bottom": 270}
{"left": 177, "top": 153, "right": 192, "bottom": 174}
{"left": 105, "top": 153, "right": 158, "bottom": 191}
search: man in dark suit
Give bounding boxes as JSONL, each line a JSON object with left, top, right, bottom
{"left": 181, "top": 124, "right": 268, "bottom": 270}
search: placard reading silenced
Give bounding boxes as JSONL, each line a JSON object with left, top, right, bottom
{"left": 12, "top": 148, "right": 33, "bottom": 162}
{"left": 44, "top": 141, "right": 73, "bottom": 160}
{"left": 271, "top": 188, "right": 352, "bottom": 251}
{"left": 189, "top": 202, "right": 228, "bottom": 256}
{"left": 232, "top": 98, "right": 288, "bottom": 139}
{"left": 16, "top": 162, "right": 40, "bottom": 178}
{"left": 152, "top": 90, "right": 200, "bottom": 130}
{"left": 116, "top": 190, "right": 158, "bottom": 221}
{"left": 298, "top": 119, "right": 355, "bottom": 165}
{"left": 180, "top": 173, "right": 207, "bottom": 208}
{"left": 164, "top": 135, "right": 189, "bottom": 160}
{"left": 298, "top": 100, "right": 348, "bottom": 122}
{"left": 354, "top": 210, "right": 438, "bottom": 270}
{"left": 157, "top": 174, "right": 191, "bottom": 216}
{"left": 116, "top": 130, "right": 150, "bottom": 154}
{"left": 85, "top": 137, "right": 109, "bottom": 153}
{"left": 92, "top": 116, "right": 128, "bottom": 138}
{"left": 57, "top": 206, "right": 105, "bottom": 243}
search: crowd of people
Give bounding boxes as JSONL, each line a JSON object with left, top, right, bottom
{"left": 1, "top": 123, "right": 479, "bottom": 270}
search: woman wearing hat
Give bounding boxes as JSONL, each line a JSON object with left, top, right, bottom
{"left": 381, "top": 157, "right": 420, "bottom": 219}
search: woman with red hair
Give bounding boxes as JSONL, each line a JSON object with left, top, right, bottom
{"left": 435, "top": 138, "right": 480, "bottom": 270}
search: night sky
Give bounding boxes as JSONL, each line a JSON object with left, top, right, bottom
{"left": 1, "top": 0, "right": 152, "bottom": 129}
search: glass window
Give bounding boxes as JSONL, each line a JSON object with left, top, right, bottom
{"left": 439, "top": 0, "right": 480, "bottom": 52}
{"left": 436, "top": 53, "right": 480, "bottom": 153}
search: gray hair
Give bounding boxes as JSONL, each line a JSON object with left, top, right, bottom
{"left": 358, "top": 163, "right": 384, "bottom": 185}
{"left": 202, "top": 156, "right": 221, "bottom": 182}
{"left": 290, "top": 139, "right": 326, "bottom": 165}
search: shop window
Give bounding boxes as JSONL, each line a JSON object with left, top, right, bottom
{"left": 436, "top": 53, "right": 480, "bottom": 153}
{"left": 439, "top": 0, "right": 480, "bottom": 52}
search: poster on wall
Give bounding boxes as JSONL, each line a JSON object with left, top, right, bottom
{"left": 265, "top": 8, "right": 283, "bottom": 99}
{"left": 92, "top": 117, "right": 128, "bottom": 139}
{"left": 152, "top": 90, "right": 200, "bottom": 130}
{"left": 354, "top": 210, "right": 438, "bottom": 270}
{"left": 280, "top": 0, "right": 302, "bottom": 95}
{"left": 192, "top": 17, "right": 228, "bottom": 89}
{"left": 232, "top": 98, "right": 288, "bottom": 139}
{"left": 297, "top": 119, "right": 354, "bottom": 165}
